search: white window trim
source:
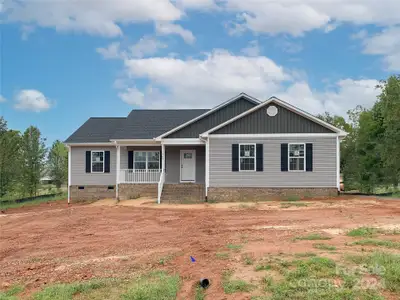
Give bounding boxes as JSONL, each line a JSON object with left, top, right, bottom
{"left": 91, "top": 150, "right": 105, "bottom": 173}
{"left": 239, "top": 143, "right": 256, "bottom": 172}
{"left": 133, "top": 150, "right": 161, "bottom": 172}
{"left": 288, "top": 143, "right": 306, "bottom": 172}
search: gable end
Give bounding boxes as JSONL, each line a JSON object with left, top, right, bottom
{"left": 212, "top": 101, "right": 335, "bottom": 134}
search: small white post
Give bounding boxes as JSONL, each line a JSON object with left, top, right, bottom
{"left": 336, "top": 136, "right": 340, "bottom": 192}
{"left": 67, "top": 145, "right": 71, "bottom": 204}
{"left": 162, "top": 143, "right": 165, "bottom": 173}
{"left": 205, "top": 138, "right": 209, "bottom": 198}
{"left": 116, "top": 145, "right": 121, "bottom": 199}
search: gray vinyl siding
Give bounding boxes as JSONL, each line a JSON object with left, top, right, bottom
{"left": 166, "top": 97, "right": 256, "bottom": 138}
{"left": 165, "top": 146, "right": 205, "bottom": 183}
{"left": 209, "top": 137, "right": 337, "bottom": 187}
{"left": 71, "top": 146, "right": 116, "bottom": 185}
{"left": 213, "top": 102, "right": 334, "bottom": 134}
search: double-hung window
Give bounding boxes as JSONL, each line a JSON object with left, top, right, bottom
{"left": 239, "top": 144, "right": 255, "bottom": 171}
{"left": 91, "top": 151, "right": 104, "bottom": 173}
{"left": 288, "top": 143, "right": 305, "bottom": 171}
{"left": 134, "top": 151, "right": 160, "bottom": 171}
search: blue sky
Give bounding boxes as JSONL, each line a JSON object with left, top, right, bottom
{"left": 1, "top": 0, "right": 399, "bottom": 145}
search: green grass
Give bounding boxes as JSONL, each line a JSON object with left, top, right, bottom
{"left": 0, "top": 285, "right": 24, "bottom": 300}
{"left": 255, "top": 264, "right": 272, "bottom": 271}
{"left": 347, "top": 227, "right": 379, "bottom": 237}
{"left": 280, "top": 202, "right": 308, "bottom": 208}
{"left": 345, "top": 251, "right": 400, "bottom": 292}
{"left": 221, "top": 270, "right": 255, "bottom": 294}
{"left": 0, "top": 192, "right": 67, "bottom": 210}
{"left": 293, "top": 233, "right": 332, "bottom": 241}
{"left": 194, "top": 286, "right": 205, "bottom": 300}
{"left": 313, "top": 243, "right": 337, "bottom": 251}
{"left": 242, "top": 254, "right": 254, "bottom": 265}
{"left": 351, "top": 239, "right": 400, "bottom": 249}
{"left": 216, "top": 252, "right": 230, "bottom": 260}
{"left": 294, "top": 252, "right": 317, "bottom": 258}
{"left": 226, "top": 243, "right": 243, "bottom": 251}
{"left": 284, "top": 195, "right": 301, "bottom": 202}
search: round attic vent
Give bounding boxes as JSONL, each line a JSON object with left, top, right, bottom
{"left": 266, "top": 105, "right": 278, "bottom": 117}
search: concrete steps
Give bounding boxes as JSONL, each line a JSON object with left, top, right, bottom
{"left": 161, "top": 183, "right": 205, "bottom": 203}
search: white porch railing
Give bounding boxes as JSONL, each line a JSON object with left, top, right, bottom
{"left": 157, "top": 172, "right": 165, "bottom": 204}
{"left": 119, "top": 169, "right": 161, "bottom": 183}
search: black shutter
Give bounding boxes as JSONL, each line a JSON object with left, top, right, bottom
{"left": 104, "top": 151, "right": 110, "bottom": 173}
{"left": 281, "top": 144, "right": 288, "bottom": 172}
{"left": 85, "top": 151, "right": 91, "bottom": 173}
{"left": 232, "top": 144, "right": 239, "bottom": 172}
{"left": 256, "top": 144, "right": 263, "bottom": 171}
{"left": 306, "top": 143, "right": 313, "bottom": 172}
{"left": 128, "top": 151, "right": 133, "bottom": 169}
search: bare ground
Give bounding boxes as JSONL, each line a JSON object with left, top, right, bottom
{"left": 1, "top": 197, "right": 400, "bottom": 299}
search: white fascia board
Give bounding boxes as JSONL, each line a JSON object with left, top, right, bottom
{"left": 155, "top": 93, "right": 262, "bottom": 140}
{"left": 200, "top": 96, "right": 348, "bottom": 137}
{"left": 65, "top": 142, "right": 115, "bottom": 146}
{"left": 161, "top": 138, "right": 205, "bottom": 145}
{"left": 208, "top": 133, "right": 341, "bottom": 139}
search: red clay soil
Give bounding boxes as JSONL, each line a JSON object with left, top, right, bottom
{"left": 1, "top": 198, "right": 400, "bottom": 299}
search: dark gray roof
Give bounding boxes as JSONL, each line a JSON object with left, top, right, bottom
{"left": 64, "top": 117, "right": 126, "bottom": 143}
{"left": 111, "top": 109, "right": 209, "bottom": 139}
{"left": 65, "top": 109, "right": 209, "bottom": 143}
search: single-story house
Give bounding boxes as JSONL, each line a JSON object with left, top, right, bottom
{"left": 64, "top": 93, "right": 347, "bottom": 203}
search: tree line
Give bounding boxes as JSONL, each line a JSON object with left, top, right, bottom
{"left": 317, "top": 75, "right": 400, "bottom": 193}
{"left": 0, "top": 117, "right": 68, "bottom": 199}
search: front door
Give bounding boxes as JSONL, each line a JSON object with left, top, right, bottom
{"left": 180, "top": 150, "right": 196, "bottom": 182}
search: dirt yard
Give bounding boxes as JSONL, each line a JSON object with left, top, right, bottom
{"left": 1, "top": 197, "right": 400, "bottom": 299}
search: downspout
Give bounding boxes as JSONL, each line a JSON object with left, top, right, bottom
{"left": 67, "top": 145, "right": 71, "bottom": 204}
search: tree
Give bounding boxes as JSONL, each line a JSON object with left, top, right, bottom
{"left": 48, "top": 140, "right": 68, "bottom": 188}
{"left": 20, "top": 126, "right": 47, "bottom": 197}
{"left": 0, "top": 117, "right": 22, "bottom": 197}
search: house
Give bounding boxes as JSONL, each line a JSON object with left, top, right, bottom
{"left": 64, "top": 93, "right": 347, "bottom": 203}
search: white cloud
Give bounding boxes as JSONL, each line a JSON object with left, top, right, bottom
{"left": 155, "top": 22, "right": 195, "bottom": 44}
{"left": 0, "top": 95, "right": 6, "bottom": 103}
{"left": 274, "top": 38, "right": 303, "bottom": 54}
{"left": 173, "top": 0, "right": 217, "bottom": 10}
{"left": 14, "top": 90, "right": 52, "bottom": 112}
{"left": 362, "top": 26, "right": 400, "bottom": 71}
{"left": 4, "top": 0, "right": 182, "bottom": 37}
{"left": 221, "top": 0, "right": 400, "bottom": 36}
{"left": 351, "top": 29, "right": 368, "bottom": 40}
{"left": 97, "top": 42, "right": 122, "bottom": 59}
{"left": 240, "top": 40, "right": 261, "bottom": 57}
{"left": 118, "top": 87, "right": 145, "bottom": 106}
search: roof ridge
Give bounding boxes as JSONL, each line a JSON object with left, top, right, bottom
{"left": 90, "top": 117, "right": 126, "bottom": 119}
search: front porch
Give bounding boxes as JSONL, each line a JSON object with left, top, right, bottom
{"left": 115, "top": 142, "right": 207, "bottom": 202}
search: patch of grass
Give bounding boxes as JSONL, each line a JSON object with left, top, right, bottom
{"left": 0, "top": 285, "right": 24, "bottom": 300}
{"left": 226, "top": 243, "right": 243, "bottom": 251}
{"left": 194, "top": 286, "right": 205, "bottom": 300}
{"left": 351, "top": 239, "right": 400, "bottom": 249}
{"left": 216, "top": 252, "right": 230, "bottom": 260}
{"left": 313, "top": 243, "right": 337, "bottom": 251}
{"left": 347, "top": 227, "right": 379, "bottom": 237}
{"left": 242, "top": 254, "right": 254, "bottom": 265}
{"left": 294, "top": 252, "right": 317, "bottom": 258}
{"left": 158, "top": 252, "right": 182, "bottom": 265}
{"left": 221, "top": 270, "right": 255, "bottom": 294}
{"left": 121, "top": 271, "right": 180, "bottom": 300}
{"left": 280, "top": 202, "right": 308, "bottom": 208}
{"left": 293, "top": 233, "right": 332, "bottom": 241}
{"left": 33, "top": 279, "right": 109, "bottom": 300}
{"left": 283, "top": 195, "right": 301, "bottom": 202}
{"left": 0, "top": 193, "right": 67, "bottom": 210}
{"left": 255, "top": 264, "right": 272, "bottom": 271}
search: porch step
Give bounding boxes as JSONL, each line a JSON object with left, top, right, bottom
{"left": 161, "top": 184, "right": 205, "bottom": 203}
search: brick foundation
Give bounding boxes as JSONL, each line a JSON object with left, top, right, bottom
{"left": 118, "top": 183, "right": 158, "bottom": 200}
{"left": 207, "top": 187, "right": 338, "bottom": 202}
{"left": 161, "top": 184, "right": 205, "bottom": 203}
{"left": 70, "top": 185, "right": 116, "bottom": 202}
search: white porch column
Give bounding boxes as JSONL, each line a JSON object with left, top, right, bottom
{"left": 67, "top": 146, "right": 71, "bottom": 204}
{"left": 161, "top": 143, "right": 165, "bottom": 173}
{"left": 205, "top": 138, "right": 209, "bottom": 198}
{"left": 336, "top": 136, "right": 340, "bottom": 192}
{"left": 116, "top": 145, "right": 121, "bottom": 199}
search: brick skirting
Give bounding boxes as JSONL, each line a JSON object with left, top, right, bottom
{"left": 162, "top": 184, "right": 205, "bottom": 203}
{"left": 207, "top": 187, "right": 338, "bottom": 202}
{"left": 70, "top": 185, "right": 116, "bottom": 202}
{"left": 118, "top": 183, "right": 158, "bottom": 200}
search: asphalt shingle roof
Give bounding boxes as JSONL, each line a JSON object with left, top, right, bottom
{"left": 64, "top": 109, "right": 209, "bottom": 143}
{"left": 64, "top": 117, "right": 126, "bottom": 143}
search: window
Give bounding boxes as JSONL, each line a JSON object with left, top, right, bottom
{"left": 91, "top": 151, "right": 104, "bottom": 173}
{"left": 288, "top": 143, "right": 305, "bottom": 171}
{"left": 134, "top": 151, "right": 160, "bottom": 171}
{"left": 239, "top": 144, "right": 255, "bottom": 171}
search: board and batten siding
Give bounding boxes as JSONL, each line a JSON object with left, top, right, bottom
{"left": 70, "top": 146, "right": 116, "bottom": 185}
{"left": 209, "top": 137, "right": 337, "bottom": 188}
